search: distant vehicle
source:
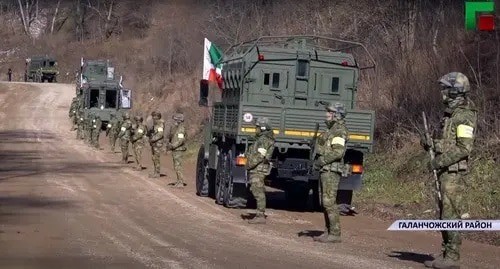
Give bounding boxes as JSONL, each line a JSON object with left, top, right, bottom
{"left": 76, "top": 58, "right": 132, "bottom": 126}
{"left": 196, "top": 36, "right": 376, "bottom": 211}
{"left": 24, "top": 55, "right": 58, "bottom": 83}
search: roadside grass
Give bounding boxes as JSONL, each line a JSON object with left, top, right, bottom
{"left": 358, "top": 143, "right": 500, "bottom": 245}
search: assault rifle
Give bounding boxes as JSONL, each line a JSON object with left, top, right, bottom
{"left": 422, "top": 111, "right": 442, "bottom": 203}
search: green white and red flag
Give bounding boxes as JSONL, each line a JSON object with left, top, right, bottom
{"left": 202, "top": 38, "right": 223, "bottom": 89}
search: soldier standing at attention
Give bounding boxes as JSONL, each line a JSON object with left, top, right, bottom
{"left": 244, "top": 117, "right": 275, "bottom": 224}
{"left": 8, "top": 68, "right": 12, "bottom": 81}
{"left": 106, "top": 113, "right": 120, "bottom": 152}
{"left": 91, "top": 115, "right": 102, "bottom": 149}
{"left": 313, "top": 102, "right": 348, "bottom": 243}
{"left": 118, "top": 112, "right": 133, "bottom": 164}
{"left": 149, "top": 111, "right": 165, "bottom": 178}
{"left": 131, "top": 115, "right": 147, "bottom": 171}
{"left": 166, "top": 113, "right": 187, "bottom": 187}
{"left": 422, "top": 72, "right": 478, "bottom": 269}
{"left": 69, "top": 97, "right": 79, "bottom": 131}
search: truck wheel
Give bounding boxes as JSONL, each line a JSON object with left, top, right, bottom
{"left": 214, "top": 149, "right": 226, "bottom": 205}
{"left": 222, "top": 148, "right": 246, "bottom": 208}
{"left": 196, "top": 145, "right": 212, "bottom": 197}
{"left": 285, "top": 181, "right": 309, "bottom": 210}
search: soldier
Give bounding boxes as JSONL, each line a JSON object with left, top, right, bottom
{"left": 313, "top": 102, "right": 348, "bottom": 243}
{"left": 106, "top": 113, "right": 120, "bottom": 152}
{"left": 91, "top": 115, "right": 102, "bottom": 149}
{"left": 244, "top": 117, "right": 275, "bottom": 224}
{"left": 84, "top": 113, "right": 93, "bottom": 144}
{"left": 69, "top": 97, "right": 79, "bottom": 131}
{"left": 166, "top": 113, "right": 187, "bottom": 187}
{"left": 76, "top": 110, "right": 85, "bottom": 140}
{"left": 422, "top": 72, "right": 477, "bottom": 269}
{"left": 149, "top": 111, "right": 165, "bottom": 178}
{"left": 8, "top": 68, "right": 12, "bottom": 81}
{"left": 118, "top": 112, "right": 133, "bottom": 164}
{"left": 131, "top": 115, "right": 147, "bottom": 171}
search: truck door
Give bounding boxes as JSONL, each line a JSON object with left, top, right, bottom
{"left": 293, "top": 54, "right": 311, "bottom": 107}
{"left": 310, "top": 66, "right": 356, "bottom": 109}
{"left": 120, "top": 89, "right": 131, "bottom": 109}
{"left": 254, "top": 64, "right": 289, "bottom": 106}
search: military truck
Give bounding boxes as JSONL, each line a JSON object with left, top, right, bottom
{"left": 196, "top": 36, "right": 376, "bottom": 211}
{"left": 24, "top": 55, "right": 59, "bottom": 83}
{"left": 76, "top": 58, "right": 132, "bottom": 127}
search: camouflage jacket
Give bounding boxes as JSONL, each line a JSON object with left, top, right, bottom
{"left": 131, "top": 122, "right": 147, "bottom": 144}
{"left": 91, "top": 117, "right": 101, "bottom": 131}
{"left": 245, "top": 130, "right": 275, "bottom": 174}
{"left": 118, "top": 119, "right": 133, "bottom": 140}
{"left": 107, "top": 117, "right": 120, "bottom": 134}
{"left": 315, "top": 119, "right": 349, "bottom": 171}
{"left": 168, "top": 123, "right": 186, "bottom": 151}
{"left": 433, "top": 102, "right": 477, "bottom": 171}
{"left": 77, "top": 111, "right": 85, "bottom": 126}
{"left": 69, "top": 98, "right": 78, "bottom": 117}
{"left": 150, "top": 119, "right": 165, "bottom": 146}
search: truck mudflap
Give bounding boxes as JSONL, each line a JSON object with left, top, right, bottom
{"left": 338, "top": 174, "right": 363, "bottom": 190}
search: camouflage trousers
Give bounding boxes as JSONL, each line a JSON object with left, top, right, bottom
{"left": 85, "top": 128, "right": 92, "bottom": 144}
{"left": 151, "top": 144, "right": 162, "bottom": 175}
{"left": 120, "top": 138, "right": 130, "bottom": 163}
{"left": 320, "top": 171, "right": 341, "bottom": 236}
{"left": 70, "top": 115, "right": 77, "bottom": 130}
{"left": 109, "top": 132, "right": 118, "bottom": 151}
{"left": 438, "top": 171, "right": 465, "bottom": 262}
{"left": 172, "top": 151, "right": 184, "bottom": 183}
{"left": 76, "top": 124, "right": 84, "bottom": 139}
{"left": 132, "top": 142, "right": 144, "bottom": 169}
{"left": 249, "top": 172, "right": 266, "bottom": 215}
{"left": 91, "top": 129, "right": 100, "bottom": 149}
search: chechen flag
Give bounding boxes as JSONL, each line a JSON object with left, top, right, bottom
{"left": 203, "top": 38, "right": 223, "bottom": 89}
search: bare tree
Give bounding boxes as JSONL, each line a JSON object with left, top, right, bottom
{"left": 50, "top": 0, "right": 61, "bottom": 34}
{"left": 17, "top": 0, "right": 38, "bottom": 36}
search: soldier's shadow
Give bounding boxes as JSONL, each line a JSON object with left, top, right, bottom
{"left": 388, "top": 251, "right": 433, "bottom": 264}
{"left": 297, "top": 230, "right": 323, "bottom": 238}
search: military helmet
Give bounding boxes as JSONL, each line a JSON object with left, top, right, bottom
{"left": 438, "top": 72, "right": 470, "bottom": 96}
{"left": 123, "top": 112, "right": 130, "bottom": 119}
{"left": 172, "top": 113, "right": 184, "bottom": 122}
{"left": 134, "top": 115, "right": 143, "bottom": 121}
{"left": 151, "top": 111, "right": 161, "bottom": 119}
{"left": 255, "top": 117, "right": 272, "bottom": 130}
{"left": 325, "top": 102, "right": 346, "bottom": 117}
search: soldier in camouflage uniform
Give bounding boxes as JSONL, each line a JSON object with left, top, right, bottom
{"left": 244, "top": 117, "right": 275, "bottom": 224}
{"left": 149, "top": 111, "right": 165, "bottom": 178}
{"left": 69, "top": 97, "right": 79, "bottom": 131}
{"left": 106, "top": 113, "right": 120, "bottom": 152}
{"left": 422, "top": 72, "right": 478, "bottom": 269}
{"left": 84, "top": 113, "right": 93, "bottom": 145}
{"left": 313, "top": 102, "right": 348, "bottom": 243}
{"left": 76, "top": 110, "right": 85, "bottom": 140}
{"left": 118, "top": 112, "right": 133, "bottom": 164}
{"left": 90, "top": 115, "right": 102, "bottom": 149}
{"left": 166, "top": 113, "right": 187, "bottom": 187}
{"left": 131, "top": 115, "right": 147, "bottom": 171}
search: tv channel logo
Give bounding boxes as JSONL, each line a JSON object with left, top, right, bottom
{"left": 465, "top": 1, "right": 495, "bottom": 31}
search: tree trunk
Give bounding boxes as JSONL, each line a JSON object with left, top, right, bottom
{"left": 17, "top": 0, "right": 29, "bottom": 35}
{"left": 51, "top": 0, "right": 61, "bottom": 34}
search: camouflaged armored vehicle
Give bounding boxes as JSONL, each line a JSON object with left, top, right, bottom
{"left": 76, "top": 58, "right": 132, "bottom": 127}
{"left": 196, "top": 36, "right": 376, "bottom": 211}
{"left": 24, "top": 55, "right": 58, "bottom": 83}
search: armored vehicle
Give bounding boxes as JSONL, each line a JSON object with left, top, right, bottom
{"left": 76, "top": 58, "right": 132, "bottom": 126}
{"left": 24, "top": 55, "right": 58, "bottom": 83}
{"left": 196, "top": 36, "right": 376, "bottom": 210}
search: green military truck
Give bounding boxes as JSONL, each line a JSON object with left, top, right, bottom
{"left": 196, "top": 36, "right": 376, "bottom": 211}
{"left": 76, "top": 58, "right": 131, "bottom": 126}
{"left": 24, "top": 55, "right": 59, "bottom": 83}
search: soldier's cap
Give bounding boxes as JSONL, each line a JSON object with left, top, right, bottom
{"left": 172, "top": 113, "right": 184, "bottom": 121}
{"left": 134, "top": 115, "right": 143, "bottom": 121}
{"left": 255, "top": 117, "right": 270, "bottom": 127}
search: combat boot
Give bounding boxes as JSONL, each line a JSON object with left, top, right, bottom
{"left": 313, "top": 234, "right": 341, "bottom": 243}
{"left": 134, "top": 165, "right": 142, "bottom": 171}
{"left": 171, "top": 182, "right": 185, "bottom": 188}
{"left": 424, "top": 257, "right": 460, "bottom": 269}
{"left": 248, "top": 213, "right": 266, "bottom": 224}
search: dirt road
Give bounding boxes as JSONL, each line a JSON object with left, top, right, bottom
{"left": 0, "top": 82, "right": 498, "bottom": 269}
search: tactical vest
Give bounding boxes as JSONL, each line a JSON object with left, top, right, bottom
{"left": 318, "top": 121, "right": 350, "bottom": 176}
{"left": 247, "top": 132, "right": 274, "bottom": 175}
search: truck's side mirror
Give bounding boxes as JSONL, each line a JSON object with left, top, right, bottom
{"left": 199, "top": 79, "right": 209, "bottom": 107}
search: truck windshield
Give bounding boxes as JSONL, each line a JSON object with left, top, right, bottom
{"left": 89, "top": 89, "right": 99, "bottom": 108}
{"left": 105, "top": 90, "right": 117, "bottom": 108}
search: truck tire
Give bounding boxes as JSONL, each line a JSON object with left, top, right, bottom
{"left": 195, "top": 145, "right": 212, "bottom": 197}
{"left": 222, "top": 148, "right": 246, "bottom": 208}
{"left": 214, "top": 149, "right": 227, "bottom": 205}
{"left": 285, "top": 181, "right": 309, "bottom": 210}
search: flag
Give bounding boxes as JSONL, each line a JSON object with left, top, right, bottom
{"left": 203, "top": 38, "right": 223, "bottom": 89}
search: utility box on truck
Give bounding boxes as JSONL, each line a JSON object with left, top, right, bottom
{"left": 196, "top": 36, "right": 375, "bottom": 211}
